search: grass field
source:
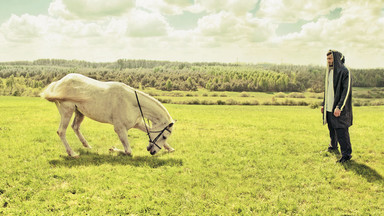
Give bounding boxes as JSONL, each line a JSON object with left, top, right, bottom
{"left": 0, "top": 96, "right": 383, "bottom": 215}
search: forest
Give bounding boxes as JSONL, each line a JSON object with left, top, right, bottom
{"left": 0, "top": 59, "right": 383, "bottom": 97}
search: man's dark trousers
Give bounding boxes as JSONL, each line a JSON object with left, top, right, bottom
{"left": 326, "top": 112, "right": 352, "bottom": 157}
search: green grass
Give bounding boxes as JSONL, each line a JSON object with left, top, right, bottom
{"left": 0, "top": 96, "right": 383, "bottom": 215}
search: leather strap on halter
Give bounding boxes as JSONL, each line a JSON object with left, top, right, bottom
{"left": 135, "top": 90, "right": 172, "bottom": 150}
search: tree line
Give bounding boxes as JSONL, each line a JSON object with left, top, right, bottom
{"left": 0, "top": 59, "right": 383, "bottom": 97}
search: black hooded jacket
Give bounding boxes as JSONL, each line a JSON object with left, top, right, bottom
{"left": 322, "top": 50, "right": 353, "bottom": 128}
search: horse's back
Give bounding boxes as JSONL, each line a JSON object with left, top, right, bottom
{"left": 41, "top": 73, "right": 120, "bottom": 102}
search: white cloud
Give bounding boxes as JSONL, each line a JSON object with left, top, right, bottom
{"left": 258, "top": 0, "right": 342, "bottom": 22}
{"left": 49, "top": 0, "right": 135, "bottom": 19}
{"left": 0, "top": 0, "right": 384, "bottom": 67}
{"left": 48, "top": 0, "right": 73, "bottom": 19}
{"left": 198, "top": 12, "right": 237, "bottom": 37}
{"left": 163, "top": 0, "right": 192, "bottom": 7}
{"left": 125, "top": 10, "right": 170, "bottom": 37}
{"left": 197, "top": 11, "right": 275, "bottom": 44}
{"left": 137, "top": 0, "right": 194, "bottom": 15}
{"left": 279, "top": 1, "right": 384, "bottom": 44}
{"left": 272, "top": 1, "right": 384, "bottom": 67}
{"left": 0, "top": 14, "right": 46, "bottom": 42}
{"left": 0, "top": 13, "right": 107, "bottom": 43}
{"left": 195, "top": 0, "right": 259, "bottom": 15}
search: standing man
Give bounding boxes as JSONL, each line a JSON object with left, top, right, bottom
{"left": 321, "top": 50, "right": 353, "bottom": 163}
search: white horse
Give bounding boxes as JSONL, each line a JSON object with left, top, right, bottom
{"left": 41, "top": 73, "right": 175, "bottom": 157}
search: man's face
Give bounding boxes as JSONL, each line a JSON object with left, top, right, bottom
{"left": 327, "top": 54, "right": 334, "bottom": 67}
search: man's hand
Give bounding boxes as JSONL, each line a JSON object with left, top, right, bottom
{"left": 321, "top": 106, "right": 324, "bottom": 114}
{"left": 334, "top": 107, "right": 341, "bottom": 117}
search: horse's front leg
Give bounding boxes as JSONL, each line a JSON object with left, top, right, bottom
{"left": 164, "top": 142, "right": 175, "bottom": 153}
{"left": 110, "top": 125, "right": 132, "bottom": 156}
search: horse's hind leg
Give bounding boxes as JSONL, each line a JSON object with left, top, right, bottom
{"left": 71, "top": 109, "right": 91, "bottom": 148}
{"left": 56, "top": 101, "right": 76, "bottom": 157}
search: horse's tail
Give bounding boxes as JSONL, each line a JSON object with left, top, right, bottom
{"left": 40, "top": 81, "right": 61, "bottom": 102}
{"left": 40, "top": 80, "right": 88, "bottom": 102}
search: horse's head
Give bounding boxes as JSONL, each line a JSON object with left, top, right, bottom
{"left": 147, "top": 122, "right": 174, "bottom": 155}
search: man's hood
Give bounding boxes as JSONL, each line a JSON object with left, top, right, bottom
{"left": 329, "top": 50, "right": 345, "bottom": 72}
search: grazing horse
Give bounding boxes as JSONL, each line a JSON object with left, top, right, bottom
{"left": 41, "top": 73, "right": 175, "bottom": 157}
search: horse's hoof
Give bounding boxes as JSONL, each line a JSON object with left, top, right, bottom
{"left": 118, "top": 151, "right": 132, "bottom": 157}
{"left": 109, "top": 146, "right": 118, "bottom": 152}
{"left": 82, "top": 143, "right": 92, "bottom": 148}
{"left": 67, "top": 151, "right": 79, "bottom": 158}
{"left": 168, "top": 148, "right": 175, "bottom": 153}
{"left": 124, "top": 151, "right": 133, "bottom": 157}
{"left": 67, "top": 154, "right": 79, "bottom": 158}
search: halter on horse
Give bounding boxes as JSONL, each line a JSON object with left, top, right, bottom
{"left": 135, "top": 90, "right": 174, "bottom": 154}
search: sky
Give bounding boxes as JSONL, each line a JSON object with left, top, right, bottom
{"left": 0, "top": 0, "right": 384, "bottom": 68}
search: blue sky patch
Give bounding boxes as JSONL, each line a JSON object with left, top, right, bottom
{"left": 276, "top": 20, "right": 309, "bottom": 36}
{"left": 167, "top": 11, "right": 207, "bottom": 30}
{"left": 326, "top": 7, "right": 342, "bottom": 20}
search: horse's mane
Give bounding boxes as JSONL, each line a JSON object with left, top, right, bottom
{"left": 135, "top": 89, "right": 173, "bottom": 123}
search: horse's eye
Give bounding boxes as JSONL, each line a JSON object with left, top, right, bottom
{"left": 163, "top": 136, "right": 167, "bottom": 139}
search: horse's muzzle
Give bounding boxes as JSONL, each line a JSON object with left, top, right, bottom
{"left": 147, "top": 143, "right": 158, "bottom": 155}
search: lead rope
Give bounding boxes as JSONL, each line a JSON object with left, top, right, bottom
{"left": 134, "top": 91, "right": 162, "bottom": 149}
{"left": 135, "top": 91, "right": 152, "bottom": 143}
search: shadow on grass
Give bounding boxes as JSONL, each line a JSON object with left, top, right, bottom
{"left": 49, "top": 149, "right": 183, "bottom": 168}
{"left": 342, "top": 160, "right": 384, "bottom": 184}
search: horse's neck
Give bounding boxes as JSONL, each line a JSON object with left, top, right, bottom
{"left": 138, "top": 92, "right": 172, "bottom": 128}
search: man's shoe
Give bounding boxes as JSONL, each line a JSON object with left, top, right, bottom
{"left": 328, "top": 147, "right": 340, "bottom": 154}
{"left": 337, "top": 155, "right": 352, "bottom": 163}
